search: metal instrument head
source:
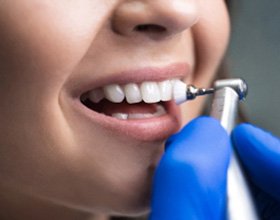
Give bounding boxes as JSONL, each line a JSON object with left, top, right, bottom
{"left": 185, "top": 85, "right": 215, "bottom": 100}
{"left": 214, "top": 78, "right": 248, "bottom": 100}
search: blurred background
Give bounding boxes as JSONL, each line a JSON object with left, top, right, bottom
{"left": 227, "top": 0, "right": 280, "bottom": 135}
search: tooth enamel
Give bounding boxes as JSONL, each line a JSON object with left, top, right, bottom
{"left": 172, "top": 79, "right": 187, "bottom": 104}
{"left": 140, "top": 82, "right": 161, "bottom": 103}
{"left": 88, "top": 88, "right": 104, "bottom": 103}
{"left": 154, "top": 105, "right": 166, "bottom": 116}
{"left": 128, "top": 113, "right": 154, "bottom": 119}
{"left": 103, "top": 84, "right": 125, "bottom": 103}
{"left": 124, "top": 83, "right": 142, "bottom": 104}
{"left": 112, "top": 104, "right": 166, "bottom": 120}
{"left": 88, "top": 78, "right": 184, "bottom": 104}
{"left": 112, "top": 113, "right": 128, "bottom": 120}
{"left": 170, "top": 78, "right": 181, "bottom": 87}
{"left": 158, "top": 80, "right": 172, "bottom": 101}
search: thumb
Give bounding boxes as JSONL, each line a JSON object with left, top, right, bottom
{"left": 149, "top": 117, "right": 231, "bottom": 220}
{"left": 232, "top": 124, "right": 280, "bottom": 200}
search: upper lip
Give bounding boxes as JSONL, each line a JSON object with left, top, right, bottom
{"left": 71, "top": 62, "right": 190, "bottom": 98}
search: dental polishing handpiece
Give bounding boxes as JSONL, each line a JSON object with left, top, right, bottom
{"left": 210, "top": 79, "right": 259, "bottom": 220}
{"left": 173, "top": 79, "right": 259, "bottom": 220}
{"left": 186, "top": 85, "right": 215, "bottom": 100}
{"left": 173, "top": 81, "right": 215, "bottom": 104}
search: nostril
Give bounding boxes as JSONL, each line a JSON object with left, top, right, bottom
{"left": 113, "top": 1, "right": 199, "bottom": 37}
{"left": 134, "top": 24, "right": 166, "bottom": 33}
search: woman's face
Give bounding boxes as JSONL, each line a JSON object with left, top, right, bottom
{"left": 0, "top": 0, "right": 229, "bottom": 216}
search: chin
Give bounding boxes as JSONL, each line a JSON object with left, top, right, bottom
{"left": 110, "top": 206, "right": 150, "bottom": 218}
{"left": 104, "top": 168, "right": 155, "bottom": 218}
{"left": 88, "top": 193, "right": 151, "bottom": 218}
{"left": 109, "top": 202, "right": 150, "bottom": 218}
{"left": 109, "top": 180, "right": 152, "bottom": 217}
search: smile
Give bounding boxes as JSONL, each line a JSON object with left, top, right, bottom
{"left": 68, "top": 63, "right": 188, "bottom": 141}
{"left": 81, "top": 78, "right": 183, "bottom": 120}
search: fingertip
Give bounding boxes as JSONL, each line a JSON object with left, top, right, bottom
{"left": 165, "top": 116, "right": 221, "bottom": 148}
{"left": 232, "top": 123, "right": 280, "bottom": 155}
{"left": 167, "top": 116, "right": 229, "bottom": 152}
{"left": 232, "top": 123, "right": 280, "bottom": 199}
{"left": 162, "top": 116, "right": 231, "bottom": 183}
{"left": 232, "top": 123, "right": 265, "bottom": 160}
{"left": 189, "top": 116, "right": 225, "bottom": 128}
{"left": 233, "top": 123, "right": 263, "bottom": 139}
{"left": 179, "top": 116, "right": 228, "bottom": 138}
{"left": 232, "top": 123, "right": 254, "bottom": 147}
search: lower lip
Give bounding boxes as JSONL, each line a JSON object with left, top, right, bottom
{"left": 71, "top": 98, "right": 182, "bottom": 141}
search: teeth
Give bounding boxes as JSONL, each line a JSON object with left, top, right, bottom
{"left": 172, "top": 79, "right": 187, "bottom": 104}
{"left": 140, "top": 82, "right": 161, "bottom": 103}
{"left": 111, "top": 104, "right": 167, "bottom": 120}
{"left": 124, "top": 83, "right": 142, "bottom": 104}
{"left": 86, "top": 78, "right": 185, "bottom": 104}
{"left": 88, "top": 88, "right": 104, "bottom": 103}
{"left": 128, "top": 113, "right": 154, "bottom": 119}
{"left": 111, "top": 113, "right": 128, "bottom": 120}
{"left": 103, "top": 84, "right": 125, "bottom": 103}
{"left": 154, "top": 105, "right": 166, "bottom": 116}
{"left": 158, "top": 80, "right": 172, "bottom": 101}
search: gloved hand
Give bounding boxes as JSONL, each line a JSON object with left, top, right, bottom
{"left": 232, "top": 123, "right": 280, "bottom": 218}
{"left": 149, "top": 117, "right": 231, "bottom": 220}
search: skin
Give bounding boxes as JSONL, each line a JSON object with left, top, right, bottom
{"left": 0, "top": 0, "right": 230, "bottom": 219}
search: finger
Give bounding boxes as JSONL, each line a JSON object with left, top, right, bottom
{"left": 232, "top": 123, "right": 280, "bottom": 200}
{"left": 149, "top": 117, "right": 231, "bottom": 220}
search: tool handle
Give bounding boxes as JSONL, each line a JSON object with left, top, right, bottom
{"left": 210, "top": 87, "right": 259, "bottom": 220}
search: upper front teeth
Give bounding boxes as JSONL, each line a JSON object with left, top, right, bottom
{"left": 158, "top": 80, "right": 172, "bottom": 101}
{"left": 140, "top": 82, "right": 161, "bottom": 103}
{"left": 87, "top": 79, "right": 182, "bottom": 104}
{"left": 124, "top": 83, "right": 142, "bottom": 104}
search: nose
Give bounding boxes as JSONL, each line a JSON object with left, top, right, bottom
{"left": 112, "top": 0, "right": 199, "bottom": 39}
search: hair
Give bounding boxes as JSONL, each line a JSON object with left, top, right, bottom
{"left": 225, "top": 0, "right": 231, "bottom": 7}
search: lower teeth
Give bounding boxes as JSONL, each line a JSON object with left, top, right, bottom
{"left": 111, "top": 105, "right": 166, "bottom": 120}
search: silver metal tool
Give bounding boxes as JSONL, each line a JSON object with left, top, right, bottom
{"left": 185, "top": 85, "right": 215, "bottom": 100}
{"left": 210, "top": 78, "right": 259, "bottom": 220}
{"left": 174, "top": 79, "right": 258, "bottom": 219}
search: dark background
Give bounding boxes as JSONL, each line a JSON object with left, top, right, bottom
{"left": 228, "top": 0, "right": 280, "bottom": 135}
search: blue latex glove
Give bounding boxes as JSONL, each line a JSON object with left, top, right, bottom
{"left": 232, "top": 124, "right": 280, "bottom": 218}
{"left": 149, "top": 117, "right": 231, "bottom": 220}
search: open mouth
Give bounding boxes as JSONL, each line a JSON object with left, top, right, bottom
{"left": 80, "top": 78, "right": 182, "bottom": 120}
{"left": 68, "top": 63, "right": 189, "bottom": 140}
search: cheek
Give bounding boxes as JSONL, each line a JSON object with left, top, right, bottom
{"left": 0, "top": 1, "right": 112, "bottom": 139}
{"left": 192, "top": 0, "right": 230, "bottom": 85}
{"left": 0, "top": 0, "right": 111, "bottom": 198}
{"left": 0, "top": 2, "right": 106, "bottom": 156}
{"left": 0, "top": 1, "right": 110, "bottom": 83}
{"left": 180, "top": 1, "right": 230, "bottom": 124}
